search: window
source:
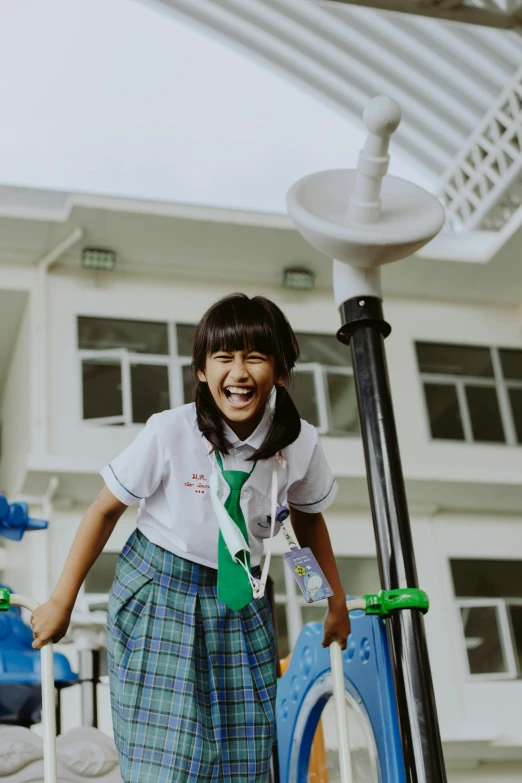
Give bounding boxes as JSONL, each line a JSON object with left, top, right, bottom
{"left": 78, "top": 318, "right": 194, "bottom": 425}
{"left": 78, "top": 318, "right": 359, "bottom": 436}
{"left": 84, "top": 552, "right": 120, "bottom": 595}
{"left": 416, "top": 342, "right": 522, "bottom": 445}
{"left": 292, "top": 333, "right": 359, "bottom": 436}
{"left": 272, "top": 555, "right": 380, "bottom": 659}
{"left": 451, "top": 559, "right": 522, "bottom": 679}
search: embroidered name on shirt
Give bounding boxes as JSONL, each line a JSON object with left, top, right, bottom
{"left": 184, "top": 474, "right": 210, "bottom": 495}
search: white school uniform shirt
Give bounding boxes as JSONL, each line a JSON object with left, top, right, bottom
{"left": 101, "top": 403, "right": 338, "bottom": 569}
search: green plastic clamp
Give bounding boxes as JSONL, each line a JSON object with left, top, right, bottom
{"left": 0, "top": 588, "right": 10, "bottom": 612}
{"left": 363, "top": 588, "right": 430, "bottom": 619}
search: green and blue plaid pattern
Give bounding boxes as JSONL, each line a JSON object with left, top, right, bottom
{"left": 107, "top": 529, "right": 277, "bottom": 782}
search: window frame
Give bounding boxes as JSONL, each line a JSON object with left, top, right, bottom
{"left": 294, "top": 361, "right": 356, "bottom": 437}
{"left": 456, "top": 597, "right": 522, "bottom": 681}
{"left": 77, "top": 318, "right": 360, "bottom": 436}
{"left": 417, "top": 343, "right": 522, "bottom": 446}
{"left": 77, "top": 319, "right": 188, "bottom": 426}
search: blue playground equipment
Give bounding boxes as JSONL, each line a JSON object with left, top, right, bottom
{"left": 0, "top": 493, "right": 48, "bottom": 541}
{"left": 277, "top": 604, "right": 406, "bottom": 783}
{"left": 0, "top": 586, "right": 78, "bottom": 726}
{"left": 0, "top": 494, "right": 78, "bottom": 728}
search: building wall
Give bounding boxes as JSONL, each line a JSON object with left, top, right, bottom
{"left": 0, "top": 301, "right": 31, "bottom": 497}
{"left": 1, "top": 266, "right": 522, "bottom": 773}
{"left": 449, "top": 763, "right": 522, "bottom": 782}
{"left": 43, "top": 270, "right": 522, "bottom": 487}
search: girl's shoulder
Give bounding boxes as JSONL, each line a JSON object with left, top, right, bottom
{"left": 154, "top": 403, "right": 198, "bottom": 437}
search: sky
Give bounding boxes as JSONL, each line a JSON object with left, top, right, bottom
{"left": 0, "top": 0, "right": 434, "bottom": 214}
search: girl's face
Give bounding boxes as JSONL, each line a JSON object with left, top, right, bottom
{"left": 197, "top": 348, "right": 282, "bottom": 439}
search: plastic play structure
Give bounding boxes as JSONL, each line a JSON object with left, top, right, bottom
{"left": 277, "top": 590, "right": 430, "bottom": 782}
{"left": 0, "top": 495, "right": 77, "bottom": 730}
{"left": 0, "top": 496, "right": 122, "bottom": 783}
{"left": 0, "top": 95, "right": 447, "bottom": 782}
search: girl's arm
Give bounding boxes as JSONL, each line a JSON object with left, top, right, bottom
{"left": 289, "top": 507, "right": 351, "bottom": 648}
{"left": 31, "top": 486, "right": 127, "bottom": 649}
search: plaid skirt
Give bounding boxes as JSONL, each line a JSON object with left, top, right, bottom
{"left": 107, "top": 529, "right": 277, "bottom": 783}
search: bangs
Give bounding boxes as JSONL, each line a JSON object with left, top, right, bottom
{"left": 205, "top": 308, "right": 278, "bottom": 358}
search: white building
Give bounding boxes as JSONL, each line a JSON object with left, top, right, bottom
{"left": 0, "top": 179, "right": 521, "bottom": 781}
{"left": 1, "top": 1, "right": 522, "bottom": 779}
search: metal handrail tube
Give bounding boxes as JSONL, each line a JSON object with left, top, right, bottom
{"left": 10, "top": 594, "right": 57, "bottom": 783}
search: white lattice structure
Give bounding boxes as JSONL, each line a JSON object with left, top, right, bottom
{"left": 145, "top": 0, "right": 522, "bottom": 252}
{"left": 144, "top": 0, "right": 522, "bottom": 179}
{"left": 439, "top": 66, "right": 522, "bottom": 233}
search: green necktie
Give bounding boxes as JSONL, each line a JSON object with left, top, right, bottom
{"left": 215, "top": 453, "right": 256, "bottom": 611}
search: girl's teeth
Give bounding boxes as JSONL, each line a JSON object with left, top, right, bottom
{"left": 226, "top": 387, "right": 254, "bottom": 405}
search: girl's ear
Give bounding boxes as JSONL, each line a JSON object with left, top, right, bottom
{"left": 197, "top": 369, "right": 207, "bottom": 383}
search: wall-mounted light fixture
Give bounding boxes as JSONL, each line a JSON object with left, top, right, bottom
{"left": 282, "top": 266, "right": 315, "bottom": 291}
{"left": 81, "top": 248, "right": 117, "bottom": 272}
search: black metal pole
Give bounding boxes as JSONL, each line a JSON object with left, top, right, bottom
{"left": 337, "top": 296, "right": 447, "bottom": 783}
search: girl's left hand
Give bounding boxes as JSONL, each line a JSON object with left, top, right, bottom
{"left": 322, "top": 604, "right": 351, "bottom": 649}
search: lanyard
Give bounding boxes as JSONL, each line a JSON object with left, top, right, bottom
{"left": 278, "top": 511, "right": 298, "bottom": 550}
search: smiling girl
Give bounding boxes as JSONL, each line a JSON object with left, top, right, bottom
{"left": 30, "top": 293, "right": 350, "bottom": 783}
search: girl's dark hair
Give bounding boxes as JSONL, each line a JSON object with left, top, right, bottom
{"left": 192, "top": 293, "right": 301, "bottom": 461}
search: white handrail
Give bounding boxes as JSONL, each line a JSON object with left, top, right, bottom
{"left": 329, "top": 597, "right": 368, "bottom": 783}
{"left": 330, "top": 640, "right": 353, "bottom": 783}
{"left": 11, "top": 594, "right": 57, "bottom": 783}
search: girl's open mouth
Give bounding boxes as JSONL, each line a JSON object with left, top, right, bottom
{"left": 224, "top": 386, "right": 255, "bottom": 407}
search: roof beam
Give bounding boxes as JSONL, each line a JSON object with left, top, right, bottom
{"left": 318, "top": 0, "right": 522, "bottom": 29}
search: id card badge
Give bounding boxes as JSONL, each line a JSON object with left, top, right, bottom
{"left": 283, "top": 547, "right": 334, "bottom": 603}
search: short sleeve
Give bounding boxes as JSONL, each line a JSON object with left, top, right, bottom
{"left": 287, "top": 439, "right": 338, "bottom": 513}
{"left": 100, "top": 414, "right": 165, "bottom": 505}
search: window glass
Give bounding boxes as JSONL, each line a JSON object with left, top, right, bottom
{"left": 499, "top": 349, "right": 522, "bottom": 381}
{"left": 78, "top": 317, "right": 168, "bottom": 355}
{"left": 275, "top": 603, "right": 290, "bottom": 659}
{"left": 508, "top": 605, "right": 522, "bottom": 672}
{"left": 423, "top": 383, "right": 464, "bottom": 440}
{"left": 460, "top": 605, "right": 507, "bottom": 675}
{"left": 451, "top": 560, "right": 522, "bottom": 599}
{"left": 176, "top": 324, "right": 196, "bottom": 357}
{"left": 508, "top": 388, "right": 522, "bottom": 443}
{"left": 416, "top": 343, "right": 493, "bottom": 378}
{"left": 297, "top": 333, "right": 351, "bottom": 367}
{"left": 302, "top": 605, "right": 328, "bottom": 626}
{"left": 84, "top": 552, "right": 119, "bottom": 593}
{"left": 465, "top": 386, "right": 505, "bottom": 443}
{"left": 335, "top": 557, "right": 380, "bottom": 597}
{"left": 291, "top": 371, "right": 320, "bottom": 427}
{"left": 82, "top": 360, "right": 122, "bottom": 419}
{"left": 131, "top": 364, "right": 170, "bottom": 424}
{"left": 270, "top": 556, "right": 286, "bottom": 595}
{"left": 182, "top": 365, "right": 195, "bottom": 404}
{"left": 99, "top": 649, "right": 109, "bottom": 678}
{"left": 327, "top": 374, "right": 359, "bottom": 434}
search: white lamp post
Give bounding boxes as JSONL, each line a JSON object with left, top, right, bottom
{"left": 287, "top": 96, "right": 447, "bottom": 783}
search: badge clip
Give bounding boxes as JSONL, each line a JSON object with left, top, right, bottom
{"left": 279, "top": 513, "right": 333, "bottom": 603}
